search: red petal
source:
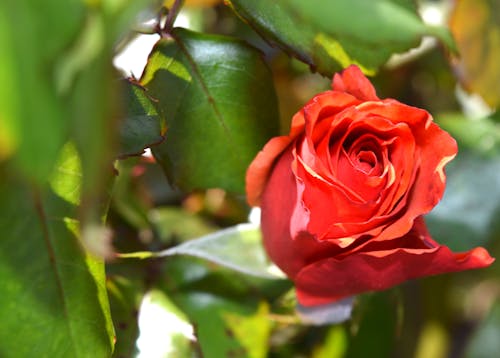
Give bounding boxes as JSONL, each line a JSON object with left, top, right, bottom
{"left": 332, "top": 65, "right": 379, "bottom": 101}
{"left": 295, "top": 218, "right": 494, "bottom": 306}
{"left": 260, "top": 149, "right": 343, "bottom": 277}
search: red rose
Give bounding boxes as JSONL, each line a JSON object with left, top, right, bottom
{"left": 246, "top": 65, "right": 494, "bottom": 306}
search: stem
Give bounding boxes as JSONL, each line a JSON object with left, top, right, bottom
{"left": 162, "top": 0, "right": 185, "bottom": 37}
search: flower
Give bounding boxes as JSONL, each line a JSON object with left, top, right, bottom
{"left": 246, "top": 65, "right": 494, "bottom": 306}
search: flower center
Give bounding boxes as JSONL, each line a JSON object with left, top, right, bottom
{"left": 356, "top": 150, "right": 377, "bottom": 173}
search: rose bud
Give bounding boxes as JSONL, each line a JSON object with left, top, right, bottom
{"left": 246, "top": 65, "right": 494, "bottom": 307}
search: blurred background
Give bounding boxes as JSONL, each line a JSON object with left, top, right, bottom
{"left": 105, "top": 0, "right": 500, "bottom": 357}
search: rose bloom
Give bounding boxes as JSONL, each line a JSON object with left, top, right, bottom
{"left": 246, "top": 65, "right": 494, "bottom": 306}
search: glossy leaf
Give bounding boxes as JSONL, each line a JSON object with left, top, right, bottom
{"left": 118, "top": 81, "right": 164, "bottom": 158}
{"left": 0, "top": 149, "right": 114, "bottom": 356}
{"left": 156, "top": 223, "right": 284, "bottom": 279}
{"left": 450, "top": 0, "right": 500, "bottom": 108}
{"left": 227, "top": 0, "right": 453, "bottom": 76}
{"left": 141, "top": 27, "right": 280, "bottom": 193}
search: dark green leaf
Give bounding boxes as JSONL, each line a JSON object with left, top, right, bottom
{"left": 0, "top": 148, "right": 114, "bottom": 356}
{"left": 228, "top": 0, "right": 454, "bottom": 76}
{"left": 118, "top": 81, "right": 164, "bottom": 158}
{"left": 108, "top": 276, "right": 144, "bottom": 358}
{"left": 346, "top": 292, "right": 399, "bottom": 357}
{"left": 141, "top": 28, "right": 280, "bottom": 193}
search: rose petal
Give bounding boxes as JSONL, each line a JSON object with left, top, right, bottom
{"left": 261, "top": 149, "right": 342, "bottom": 277}
{"left": 332, "top": 65, "right": 379, "bottom": 101}
{"left": 246, "top": 91, "right": 359, "bottom": 206}
{"left": 295, "top": 218, "right": 494, "bottom": 306}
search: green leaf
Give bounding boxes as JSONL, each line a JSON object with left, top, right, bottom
{"left": 345, "top": 292, "right": 399, "bottom": 357}
{"left": 173, "top": 292, "right": 255, "bottom": 357}
{"left": 223, "top": 302, "right": 273, "bottom": 358}
{"left": 107, "top": 276, "right": 144, "bottom": 358}
{"left": 0, "top": 151, "right": 114, "bottom": 356}
{"left": 118, "top": 81, "right": 164, "bottom": 158}
{"left": 0, "top": 0, "right": 83, "bottom": 181}
{"left": 141, "top": 27, "right": 280, "bottom": 193}
{"left": 312, "top": 326, "right": 348, "bottom": 358}
{"left": 228, "top": 0, "right": 454, "bottom": 76}
{"left": 156, "top": 224, "right": 283, "bottom": 279}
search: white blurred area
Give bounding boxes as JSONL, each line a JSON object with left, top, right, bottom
{"left": 113, "top": 13, "right": 192, "bottom": 78}
{"left": 136, "top": 292, "right": 195, "bottom": 358}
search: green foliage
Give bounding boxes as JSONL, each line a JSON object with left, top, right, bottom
{"left": 141, "top": 27, "right": 280, "bottom": 193}
{"left": 117, "top": 80, "right": 164, "bottom": 158}
{"left": 0, "top": 152, "right": 113, "bottom": 357}
{"left": 156, "top": 223, "right": 282, "bottom": 278}
{"left": 1, "top": 0, "right": 500, "bottom": 356}
{"left": 228, "top": 0, "right": 453, "bottom": 76}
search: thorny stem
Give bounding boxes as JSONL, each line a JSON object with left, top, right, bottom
{"left": 161, "top": 0, "right": 185, "bottom": 37}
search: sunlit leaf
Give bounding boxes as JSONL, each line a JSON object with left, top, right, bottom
{"left": 227, "top": 0, "right": 454, "bottom": 76}
{"left": 173, "top": 292, "right": 253, "bottom": 357}
{"left": 0, "top": 151, "right": 114, "bottom": 355}
{"left": 312, "top": 326, "right": 348, "bottom": 358}
{"left": 223, "top": 302, "right": 273, "bottom": 358}
{"left": 141, "top": 28, "right": 280, "bottom": 193}
{"left": 450, "top": 0, "right": 500, "bottom": 108}
{"left": 414, "top": 321, "right": 449, "bottom": 358}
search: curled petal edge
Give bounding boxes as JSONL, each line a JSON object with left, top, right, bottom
{"left": 295, "top": 245, "right": 494, "bottom": 306}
